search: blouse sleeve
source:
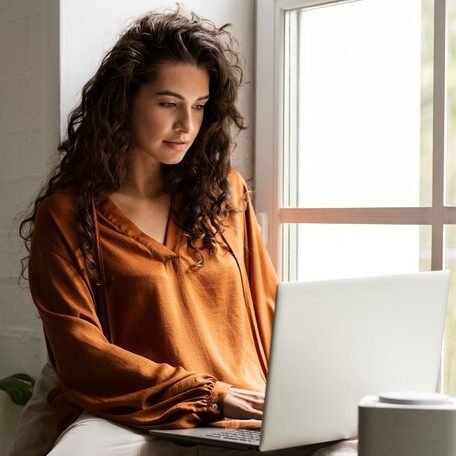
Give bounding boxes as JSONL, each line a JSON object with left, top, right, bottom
{"left": 225, "top": 170, "right": 278, "bottom": 364}
{"left": 242, "top": 184, "right": 278, "bottom": 357}
{"left": 29, "top": 198, "right": 231, "bottom": 431}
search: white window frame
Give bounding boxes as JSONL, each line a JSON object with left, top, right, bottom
{"left": 255, "top": 0, "right": 450, "bottom": 279}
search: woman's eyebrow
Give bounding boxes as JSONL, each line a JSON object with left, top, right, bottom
{"left": 154, "top": 90, "right": 210, "bottom": 101}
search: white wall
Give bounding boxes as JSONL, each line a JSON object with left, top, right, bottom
{"left": 0, "top": 0, "right": 59, "bottom": 452}
{"left": 0, "top": 0, "right": 255, "bottom": 452}
{"left": 0, "top": 0, "right": 59, "bottom": 375}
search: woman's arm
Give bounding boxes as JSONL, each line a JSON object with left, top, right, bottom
{"left": 29, "top": 238, "right": 230, "bottom": 431}
{"left": 226, "top": 170, "right": 278, "bottom": 362}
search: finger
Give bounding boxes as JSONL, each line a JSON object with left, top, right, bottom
{"left": 232, "top": 390, "right": 265, "bottom": 401}
{"left": 249, "top": 398, "right": 264, "bottom": 411}
{"left": 247, "top": 407, "right": 263, "bottom": 420}
{"left": 231, "top": 388, "right": 265, "bottom": 398}
{"left": 224, "top": 403, "right": 264, "bottom": 420}
{"left": 238, "top": 401, "right": 263, "bottom": 413}
{"left": 242, "top": 401, "right": 264, "bottom": 417}
{"left": 237, "top": 395, "right": 264, "bottom": 408}
{"left": 234, "top": 405, "right": 263, "bottom": 420}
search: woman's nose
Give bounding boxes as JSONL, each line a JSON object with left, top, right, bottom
{"left": 174, "top": 106, "right": 194, "bottom": 133}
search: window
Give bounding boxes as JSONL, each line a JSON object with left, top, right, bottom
{"left": 255, "top": 0, "right": 456, "bottom": 392}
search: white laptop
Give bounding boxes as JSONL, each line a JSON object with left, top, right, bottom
{"left": 149, "top": 271, "right": 451, "bottom": 452}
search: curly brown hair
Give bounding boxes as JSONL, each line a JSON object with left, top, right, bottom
{"left": 19, "top": 7, "right": 246, "bottom": 277}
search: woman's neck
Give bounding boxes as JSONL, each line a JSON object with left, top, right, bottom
{"left": 119, "top": 151, "right": 166, "bottom": 200}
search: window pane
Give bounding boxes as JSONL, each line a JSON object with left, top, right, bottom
{"left": 444, "top": 225, "right": 456, "bottom": 394}
{"left": 283, "top": 224, "right": 431, "bottom": 281}
{"left": 446, "top": 1, "right": 456, "bottom": 205}
{"left": 283, "top": 0, "right": 433, "bottom": 208}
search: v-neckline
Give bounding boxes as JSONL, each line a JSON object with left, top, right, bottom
{"left": 96, "top": 194, "right": 180, "bottom": 260}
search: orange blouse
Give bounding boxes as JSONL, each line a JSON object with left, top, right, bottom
{"left": 29, "top": 170, "right": 277, "bottom": 435}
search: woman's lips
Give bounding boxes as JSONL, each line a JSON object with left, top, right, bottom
{"left": 163, "top": 141, "right": 189, "bottom": 151}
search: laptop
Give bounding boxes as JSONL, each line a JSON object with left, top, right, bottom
{"left": 149, "top": 271, "right": 451, "bottom": 452}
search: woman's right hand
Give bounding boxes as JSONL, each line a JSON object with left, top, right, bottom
{"left": 223, "top": 387, "right": 264, "bottom": 420}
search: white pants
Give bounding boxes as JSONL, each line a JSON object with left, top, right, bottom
{"left": 48, "top": 412, "right": 357, "bottom": 455}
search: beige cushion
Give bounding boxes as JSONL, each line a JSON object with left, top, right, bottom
{"left": 313, "top": 439, "right": 358, "bottom": 455}
{"left": 8, "top": 362, "right": 59, "bottom": 456}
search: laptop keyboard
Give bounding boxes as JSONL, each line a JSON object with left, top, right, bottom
{"left": 205, "top": 429, "right": 261, "bottom": 443}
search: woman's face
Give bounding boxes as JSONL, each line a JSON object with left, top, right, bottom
{"left": 129, "top": 62, "right": 210, "bottom": 166}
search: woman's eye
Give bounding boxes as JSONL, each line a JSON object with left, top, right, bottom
{"left": 159, "top": 102, "right": 176, "bottom": 108}
{"left": 193, "top": 104, "right": 206, "bottom": 111}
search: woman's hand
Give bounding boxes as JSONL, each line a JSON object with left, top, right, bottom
{"left": 223, "top": 387, "right": 265, "bottom": 420}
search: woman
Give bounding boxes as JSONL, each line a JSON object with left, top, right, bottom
{"left": 16, "top": 8, "right": 346, "bottom": 456}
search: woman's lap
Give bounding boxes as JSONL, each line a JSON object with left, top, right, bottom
{"left": 48, "top": 412, "right": 351, "bottom": 456}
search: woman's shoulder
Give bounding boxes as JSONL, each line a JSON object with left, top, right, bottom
{"left": 36, "top": 187, "right": 80, "bottom": 223}
{"left": 30, "top": 188, "right": 88, "bottom": 277}
{"left": 33, "top": 187, "right": 82, "bottom": 247}
{"left": 227, "top": 168, "right": 250, "bottom": 201}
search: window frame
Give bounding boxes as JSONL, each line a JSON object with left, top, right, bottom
{"left": 255, "top": 0, "right": 450, "bottom": 279}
